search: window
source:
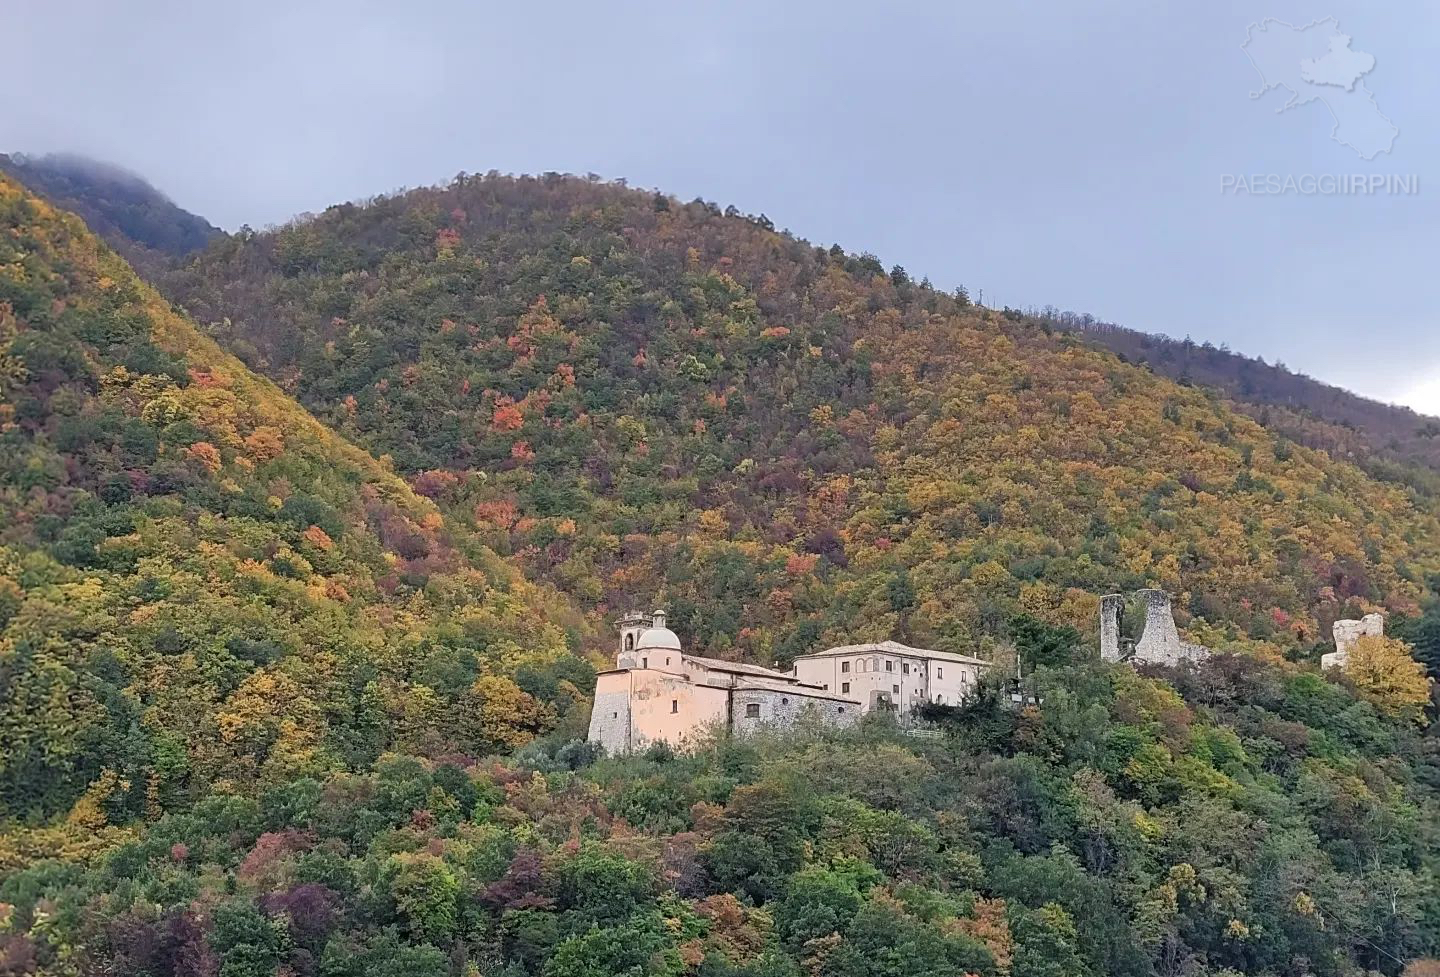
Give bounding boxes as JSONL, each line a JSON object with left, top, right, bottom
{"left": 841, "top": 660, "right": 850, "bottom": 673}
{"left": 936, "top": 694, "right": 944, "bottom": 704}
{"left": 625, "top": 634, "right": 634, "bottom": 651}
{"left": 671, "top": 700, "right": 678, "bottom": 713}
{"left": 612, "top": 712, "right": 619, "bottom": 718}
{"left": 838, "top": 707, "right": 846, "bottom": 714}
{"left": 885, "top": 660, "right": 893, "bottom": 672}
{"left": 872, "top": 657, "right": 880, "bottom": 671}
{"left": 666, "top": 657, "right": 671, "bottom": 665}
{"left": 642, "top": 657, "right": 648, "bottom": 669}
{"left": 841, "top": 682, "right": 850, "bottom": 694}
{"left": 745, "top": 703, "right": 761, "bottom": 718}
{"left": 937, "top": 667, "right": 944, "bottom": 679}
{"left": 892, "top": 684, "right": 900, "bottom": 693}
{"left": 902, "top": 663, "right": 910, "bottom": 674}
{"left": 823, "top": 683, "right": 829, "bottom": 689}
{"left": 781, "top": 697, "right": 789, "bottom": 705}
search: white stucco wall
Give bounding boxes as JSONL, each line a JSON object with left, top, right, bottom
{"left": 587, "top": 669, "right": 728, "bottom": 753}
{"left": 793, "top": 648, "right": 983, "bottom": 712}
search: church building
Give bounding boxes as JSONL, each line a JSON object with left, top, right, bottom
{"left": 587, "top": 610, "right": 858, "bottom": 754}
{"left": 587, "top": 610, "right": 989, "bottom": 753}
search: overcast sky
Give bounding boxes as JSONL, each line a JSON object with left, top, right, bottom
{"left": 6, "top": 0, "right": 1440, "bottom": 413}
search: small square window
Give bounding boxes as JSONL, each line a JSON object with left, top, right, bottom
{"left": 745, "top": 703, "right": 761, "bottom": 718}
{"left": 892, "top": 684, "right": 899, "bottom": 694}
{"left": 612, "top": 712, "right": 618, "bottom": 718}
{"left": 841, "top": 682, "right": 850, "bottom": 694}
{"left": 841, "top": 661, "right": 850, "bottom": 673}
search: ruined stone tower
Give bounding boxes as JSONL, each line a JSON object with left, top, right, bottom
{"left": 1098, "top": 589, "right": 1210, "bottom": 666}
{"left": 1099, "top": 594, "right": 1125, "bottom": 662}
{"left": 1322, "top": 613, "right": 1384, "bottom": 670}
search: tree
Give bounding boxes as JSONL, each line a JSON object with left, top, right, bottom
{"left": 773, "top": 868, "right": 865, "bottom": 948}
{"left": 1011, "top": 903, "right": 1092, "bottom": 977}
{"left": 384, "top": 852, "right": 460, "bottom": 942}
{"left": 1343, "top": 635, "right": 1431, "bottom": 722}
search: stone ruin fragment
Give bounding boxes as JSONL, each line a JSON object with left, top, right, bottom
{"left": 1099, "top": 589, "right": 1211, "bottom": 666}
{"left": 1321, "top": 613, "right": 1384, "bottom": 670}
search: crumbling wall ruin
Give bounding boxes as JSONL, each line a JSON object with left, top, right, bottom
{"left": 1100, "top": 594, "right": 1125, "bottom": 662}
{"left": 1322, "top": 613, "right": 1384, "bottom": 670}
{"left": 1099, "top": 589, "right": 1210, "bottom": 666}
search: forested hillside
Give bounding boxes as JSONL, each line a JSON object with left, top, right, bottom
{"left": 1032, "top": 312, "right": 1440, "bottom": 486}
{"left": 163, "top": 173, "right": 1440, "bottom": 665}
{"left": 5, "top": 652, "right": 1438, "bottom": 977}
{"left": 3, "top": 170, "right": 1440, "bottom": 977}
{"left": 0, "top": 153, "right": 220, "bottom": 275}
{"left": 0, "top": 175, "right": 589, "bottom": 845}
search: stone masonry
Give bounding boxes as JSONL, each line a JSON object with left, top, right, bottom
{"left": 1099, "top": 589, "right": 1210, "bottom": 666}
{"left": 1322, "top": 613, "right": 1384, "bottom": 670}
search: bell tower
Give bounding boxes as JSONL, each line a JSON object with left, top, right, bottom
{"left": 616, "top": 610, "right": 653, "bottom": 667}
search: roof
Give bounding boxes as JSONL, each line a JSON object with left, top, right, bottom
{"left": 682, "top": 653, "right": 801, "bottom": 682}
{"left": 745, "top": 685, "right": 861, "bottom": 706}
{"left": 635, "top": 625, "right": 682, "bottom": 651}
{"left": 794, "top": 639, "right": 990, "bottom": 667}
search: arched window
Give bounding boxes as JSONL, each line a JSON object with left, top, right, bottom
{"left": 625, "top": 633, "right": 634, "bottom": 651}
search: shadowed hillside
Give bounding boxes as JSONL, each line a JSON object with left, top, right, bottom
{"left": 1021, "top": 310, "right": 1440, "bottom": 487}
{"left": 2, "top": 171, "right": 1438, "bottom": 977}
{"left": 0, "top": 152, "right": 221, "bottom": 274}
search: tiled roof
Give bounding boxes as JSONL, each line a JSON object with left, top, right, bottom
{"left": 682, "top": 653, "right": 799, "bottom": 681}
{"left": 795, "top": 639, "right": 989, "bottom": 667}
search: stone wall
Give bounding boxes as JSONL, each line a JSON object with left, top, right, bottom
{"left": 1098, "top": 589, "right": 1209, "bottom": 666}
{"left": 730, "top": 688, "right": 858, "bottom": 737}
{"left": 1322, "top": 613, "right": 1384, "bottom": 669}
{"left": 587, "top": 675, "right": 633, "bottom": 754}
{"left": 1099, "top": 594, "right": 1124, "bottom": 662}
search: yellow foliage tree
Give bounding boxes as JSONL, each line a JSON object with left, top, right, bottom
{"left": 460, "top": 675, "right": 554, "bottom": 752}
{"left": 1343, "top": 635, "right": 1431, "bottom": 722}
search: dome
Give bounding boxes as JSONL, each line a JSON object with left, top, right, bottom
{"left": 635, "top": 626, "right": 682, "bottom": 652}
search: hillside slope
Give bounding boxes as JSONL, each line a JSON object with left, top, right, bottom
{"left": 2, "top": 174, "right": 1438, "bottom": 977}
{"left": 0, "top": 152, "right": 221, "bottom": 275}
{"left": 1032, "top": 313, "right": 1440, "bottom": 484}
{"left": 163, "top": 173, "right": 1440, "bottom": 664}
{"left": 5, "top": 651, "right": 1438, "bottom": 977}
{"left": 0, "top": 174, "right": 588, "bottom": 837}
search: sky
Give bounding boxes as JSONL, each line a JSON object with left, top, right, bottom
{"left": 6, "top": 0, "right": 1440, "bottom": 413}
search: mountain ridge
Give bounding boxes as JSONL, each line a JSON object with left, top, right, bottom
{"left": 147, "top": 171, "right": 1440, "bottom": 668}
{"left": 0, "top": 151, "right": 221, "bottom": 275}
